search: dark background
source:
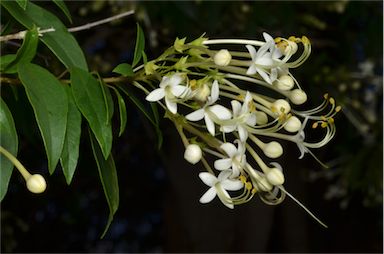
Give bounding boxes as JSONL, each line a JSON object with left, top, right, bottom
{"left": 1, "top": 1, "right": 382, "bottom": 253}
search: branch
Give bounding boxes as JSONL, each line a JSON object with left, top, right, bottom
{"left": 0, "top": 10, "right": 135, "bottom": 42}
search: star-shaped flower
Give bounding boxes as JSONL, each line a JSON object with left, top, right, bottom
{"left": 214, "top": 140, "right": 246, "bottom": 178}
{"left": 199, "top": 170, "right": 243, "bottom": 209}
{"left": 186, "top": 80, "right": 232, "bottom": 136}
{"left": 145, "top": 73, "right": 189, "bottom": 114}
{"left": 221, "top": 92, "right": 257, "bottom": 142}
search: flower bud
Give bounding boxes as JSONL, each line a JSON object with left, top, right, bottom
{"left": 284, "top": 116, "right": 301, "bottom": 132}
{"left": 263, "top": 141, "right": 283, "bottom": 158}
{"left": 256, "top": 177, "right": 273, "bottom": 192}
{"left": 272, "top": 99, "right": 291, "bottom": 114}
{"left": 266, "top": 168, "right": 285, "bottom": 186}
{"left": 26, "top": 174, "right": 46, "bottom": 194}
{"left": 275, "top": 75, "right": 294, "bottom": 91}
{"left": 193, "top": 83, "right": 211, "bottom": 102}
{"left": 184, "top": 144, "right": 202, "bottom": 164}
{"left": 256, "top": 111, "right": 268, "bottom": 125}
{"left": 290, "top": 89, "right": 307, "bottom": 105}
{"left": 213, "top": 49, "right": 232, "bottom": 66}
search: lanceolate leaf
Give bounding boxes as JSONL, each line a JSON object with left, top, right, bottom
{"left": 60, "top": 86, "right": 82, "bottom": 185}
{"left": 16, "top": 0, "right": 27, "bottom": 10}
{"left": 112, "top": 63, "right": 134, "bottom": 77}
{"left": 1, "top": 1, "right": 88, "bottom": 70}
{"left": 52, "top": 0, "right": 72, "bottom": 23}
{"left": 2, "top": 26, "right": 39, "bottom": 74}
{"left": 110, "top": 87, "right": 127, "bottom": 137}
{"left": 0, "top": 99, "right": 18, "bottom": 201}
{"left": 71, "top": 67, "right": 112, "bottom": 159}
{"left": 18, "top": 63, "right": 68, "bottom": 174}
{"left": 89, "top": 130, "right": 119, "bottom": 238}
{"left": 132, "top": 23, "right": 145, "bottom": 67}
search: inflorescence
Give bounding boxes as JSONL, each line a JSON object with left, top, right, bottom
{"left": 140, "top": 32, "right": 340, "bottom": 224}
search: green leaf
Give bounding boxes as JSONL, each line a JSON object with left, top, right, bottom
{"left": 18, "top": 63, "right": 68, "bottom": 174}
{"left": 60, "top": 86, "right": 82, "bottom": 185}
{"left": 0, "top": 55, "right": 17, "bottom": 72}
{"left": 2, "top": 1, "right": 88, "bottom": 71}
{"left": 132, "top": 23, "right": 145, "bottom": 67}
{"left": 110, "top": 87, "right": 127, "bottom": 137}
{"left": 112, "top": 63, "right": 134, "bottom": 77}
{"left": 52, "top": 0, "right": 72, "bottom": 23}
{"left": 96, "top": 75, "right": 114, "bottom": 123}
{"left": 16, "top": 0, "right": 27, "bottom": 10}
{"left": 89, "top": 129, "right": 119, "bottom": 238}
{"left": 0, "top": 98, "right": 18, "bottom": 201}
{"left": 70, "top": 67, "right": 112, "bottom": 159}
{"left": 2, "top": 26, "right": 39, "bottom": 74}
{"left": 151, "top": 103, "right": 163, "bottom": 149}
{"left": 142, "top": 51, "right": 148, "bottom": 65}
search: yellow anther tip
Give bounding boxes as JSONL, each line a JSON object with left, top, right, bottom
{"left": 335, "top": 105, "right": 342, "bottom": 112}
{"left": 321, "top": 122, "right": 328, "bottom": 128}
{"left": 239, "top": 175, "right": 247, "bottom": 183}
{"left": 324, "top": 93, "right": 329, "bottom": 99}
{"left": 251, "top": 188, "right": 257, "bottom": 194}
{"left": 328, "top": 117, "right": 335, "bottom": 124}
{"left": 312, "top": 122, "right": 319, "bottom": 129}
{"left": 329, "top": 98, "right": 335, "bottom": 105}
{"left": 245, "top": 182, "right": 253, "bottom": 190}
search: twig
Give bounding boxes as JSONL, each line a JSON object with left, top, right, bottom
{"left": 0, "top": 10, "right": 135, "bottom": 42}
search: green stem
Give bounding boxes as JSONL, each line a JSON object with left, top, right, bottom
{"left": 0, "top": 146, "right": 30, "bottom": 180}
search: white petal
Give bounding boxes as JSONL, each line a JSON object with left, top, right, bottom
{"left": 199, "top": 172, "right": 217, "bottom": 186}
{"left": 263, "top": 32, "right": 274, "bottom": 42}
{"left": 170, "top": 73, "right": 183, "bottom": 86}
{"left": 272, "top": 48, "right": 282, "bottom": 59}
{"left": 145, "top": 88, "right": 165, "bottom": 101}
{"left": 231, "top": 100, "right": 242, "bottom": 116}
{"left": 231, "top": 164, "right": 240, "bottom": 178}
{"left": 245, "top": 45, "right": 257, "bottom": 60}
{"left": 218, "top": 170, "right": 232, "bottom": 181}
{"left": 246, "top": 113, "right": 257, "bottom": 126}
{"left": 209, "top": 105, "right": 232, "bottom": 120}
{"left": 270, "top": 68, "right": 278, "bottom": 82}
{"left": 255, "top": 56, "right": 273, "bottom": 66}
{"left": 221, "top": 124, "right": 236, "bottom": 133}
{"left": 220, "top": 143, "right": 237, "bottom": 157}
{"left": 199, "top": 187, "right": 217, "bottom": 203}
{"left": 246, "top": 64, "right": 257, "bottom": 75}
{"left": 171, "top": 85, "right": 187, "bottom": 97}
{"left": 256, "top": 67, "right": 272, "bottom": 84}
{"left": 204, "top": 114, "right": 215, "bottom": 136}
{"left": 214, "top": 158, "right": 232, "bottom": 170}
{"left": 256, "top": 42, "right": 271, "bottom": 58}
{"left": 186, "top": 108, "right": 205, "bottom": 121}
{"left": 221, "top": 179, "right": 244, "bottom": 191}
{"left": 165, "top": 97, "right": 177, "bottom": 114}
{"left": 209, "top": 80, "right": 219, "bottom": 103}
{"left": 159, "top": 76, "right": 170, "bottom": 88}
{"left": 238, "top": 125, "right": 248, "bottom": 142}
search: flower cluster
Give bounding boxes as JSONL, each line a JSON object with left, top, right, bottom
{"left": 142, "top": 32, "right": 340, "bottom": 218}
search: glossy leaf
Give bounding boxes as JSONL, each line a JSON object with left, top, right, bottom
{"left": 112, "top": 63, "right": 134, "bottom": 77}
{"left": 71, "top": 67, "right": 112, "bottom": 159}
{"left": 2, "top": 1, "right": 88, "bottom": 70}
{"left": 98, "top": 78, "right": 114, "bottom": 123}
{"left": 60, "top": 86, "right": 82, "bottom": 185}
{"left": 0, "top": 99, "right": 18, "bottom": 201}
{"left": 2, "top": 26, "right": 39, "bottom": 74}
{"left": 52, "top": 0, "right": 72, "bottom": 23}
{"left": 16, "top": 0, "right": 27, "bottom": 10}
{"left": 110, "top": 87, "right": 127, "bottom": 137}
{"left": 18, "top": 63, "right": 68, "bottom": 174}
{"left": 89, "top": 130, "right": 119, "bottom": 238}
{"left": 132, "top": 23, "right": 145, "bottom": 67}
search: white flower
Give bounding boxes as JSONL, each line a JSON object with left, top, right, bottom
{"left": 186, "top": 80, "right": 232, "bottom": 136}
{"left": 199, "top": 170, "right": 243, "bottom": 209}
{"left": 184, "top": 144, "right": 202, "bottom": 164}
{"left": 214, "top": 140, "right": 246, "bottom": 178}
{"left": 145, "top": 73, "right": 189, "bottom": 114}
{"left": 221, "top": 91, "right": 257, "bottom": 142}
{"left": 246, "top": 43, "right": 274, "bottom": 84}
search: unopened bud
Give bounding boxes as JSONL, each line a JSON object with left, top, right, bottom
{"left": 284, "top": 116, "right": 301, "bottom": 132}
{"left": 256, "top": 111, "right": 268, "bottom": 125}
{"left": 256, "top": 177, "right": 273, "bottom": 192}
{"left": 263, "top": 141, "right": 283, "bottom": 158}
{"left": 213, "top": 49, "right": 232, "bottom": 66}
{"left": 184, "top": 144, "right": 202, "bottom": 164}
{"left": 26, "top": 174, "right": 46, "bottom": 194}
{"left": 266, "top": 168, "right": 285, "bottom": 186}
{"left": 275, "top": 75, "right": 294, "bottom": 90}
{"left": 272, "top": 99, "right": 291, "bottom": 114}
{"left": 290, "top": 89, "right": 307, "bottom": 105}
